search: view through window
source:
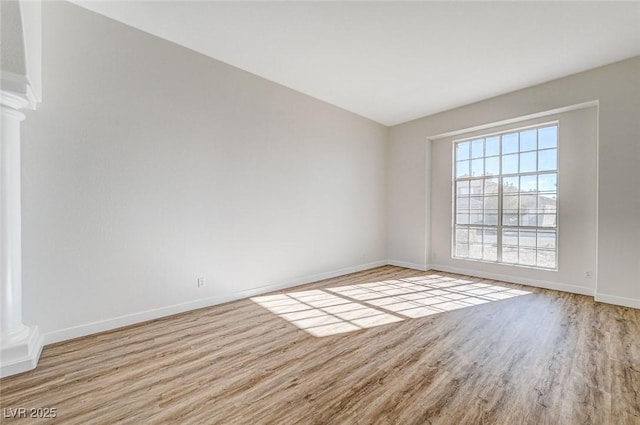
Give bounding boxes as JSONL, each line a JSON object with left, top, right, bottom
{"left": 453, "top": 123, "right": 558, "bottom": 269}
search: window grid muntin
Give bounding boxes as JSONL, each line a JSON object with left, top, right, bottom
{"left": 453, "top": 123, "right": 558, "bottom": 270}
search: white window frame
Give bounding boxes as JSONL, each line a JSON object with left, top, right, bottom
{"left": 451, "top": 121, "right": 559, "bottom": 271}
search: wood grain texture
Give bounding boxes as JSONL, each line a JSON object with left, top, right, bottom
{"left": 1, "top": 266, "right": 639, "bottom": 424}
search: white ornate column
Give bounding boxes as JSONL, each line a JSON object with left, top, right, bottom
{"left": 0, "top": 0, "right": 43, "bottom": 378}
{"left": 0, "top": 90, "right": 43, "bottom": 378}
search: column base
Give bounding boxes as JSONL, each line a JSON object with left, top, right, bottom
{"left": 0, "top": 325, "right": 44, "bottom": 378}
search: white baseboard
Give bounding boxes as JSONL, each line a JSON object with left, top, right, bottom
{"left": 47, "top": 259, "right": 639, "bottom": 346}
{"left": 428, "top": 263, "right": 595, "bottom": 296}
{"left": 0, "top": 326, "right": 44, "bottom": 378}
{"left": 274, "top": 260, "right": 389, "bottom": 287}
{"left": 595, "top": 293, "right": 640, "bottom": 309}
{"left": 387, "top": 260, "right": 430, "bottom": 271}
{"left": 43, "top": 260, "right": 388, "bottom": 345}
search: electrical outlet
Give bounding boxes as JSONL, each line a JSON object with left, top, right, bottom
{"left": 584, "top": 271, "right": 592, "bottom": 278}
{"left": 197, "top": 277, "right": 206, "bottom": 288}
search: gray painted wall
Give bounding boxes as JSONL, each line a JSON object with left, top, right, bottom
{"left": 21, "top": 2, "right": 388, "bottom": 341}
{"left": 430, "top": 108, "right": 597, "bottom": 295}
{"left": 389, "top": 57, "right": 640, "bottom": 307}
{"left": 18, "top": 2, "right": 639, "bottom": 343}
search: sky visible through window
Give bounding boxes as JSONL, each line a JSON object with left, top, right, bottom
{"left": 453, "top": 123, "right": 558, "bottom": 269}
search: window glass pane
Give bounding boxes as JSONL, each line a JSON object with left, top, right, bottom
{"left": 538, "top": 126, "right": 557, "bottom": 149}
{"left": 471, "top": 139, "right": 484, "bottom": 158}
{"left": 537, "top": 230, "right": 556, "bottom": 250}
{"left": 538, "top": 149, "right": 557, "bottom": 171}
{"left": 519, "top": 230, "right": 536, "bottom": 247}
{"left": 523, "top": 216, "right": 539, "bottom": 228}
{"left": 484, "top": 195, "right": 498, "bottom": 210}
{"left": 456, "top": 160, "right": 470, "bottom": 177}
{"left": 484, "top": 208, "right": 498, "bottom": 224}
{"left": 485, "top": 137, "right": 499, "bottom": 156}
{"left": 483, "top": 229, "right": 497, "bottom": 244}
{"left": 485, "top": 156, "right": 499, "bottom": 176}
{"left": 455, "top": 243, "right": 469, "bottom": 258}
{"left": 538, "top": 193, "right": 556, "bottom": 212}
{"left": 471, "top": 158, "right": 483, "bottom": 177}
{"left": 456, "top": 227, "right": 469, "bottom": 243}
{"left": 538, "top": 214, "right": 556, "bottom": 227}
{"left": 469, "top": 179, "right": 484, "bottom": 195}
{"left": 469, "top": 244, "right": 483, "bottom": 259}
{"left": 503, "top": 213, "right": 518, "bottom": 226}
{"left": 469, "top": 228, "right": 483, "bottom": 244}
{"left": 520, "top": 151, "right": 536, "bottom": 173}
{"left": 537, "top": 250, "right": 556, "bottom": 268}
{"left": 503, "top": 176, "right": 519, "bottom": 193}
{"left": 502, "top": 229, "right": 518, "bottom": 246}
{"left": 470, "top": 196, "right": 483, "bottom": 210}
{"left": 483, "top": 245, "right": 497, "bottom": 261}
{"left": 456, "top": 180, "right": 470, "bottom": 196}
{"left": 520, "top": 129, "right": 537, "bottom": 151}
{"left": 453, "top": 123, "right": 557, "bottom": 270}
{"left": 484, "top": 213, "right": 498, "bottom": 226}
{"left": 502, "top": 154, "right": 518, "bottom": 174}
{"left": 456, "top": 141, "right": 470, "bottom": 160}
{"left": 519, "top": 248, "right": 536, "bottom": 266}
{"left": 469, "top": 211, "right": 484, "bottom": 225}
{"left": 456, "top": 196, "right": 469, "bottom": 210}
{"left": 502, "top": 133, "right": 518, "bottom": 154}
{"left": 538, "top": 173, "right": 557, "bottom": 192}
{"left": 484, "top": 178, "right": 499, "bottom": 195}
{"left": 520, "top": 194, "right": 537, "bottom": 211}
{"left": 502, "top": 194, "right": 519, "bottom": 210}
{"left": 502, "top": 246, "right": 518, "bottom": 263}
{"left": 520, "top": 213, "right": 537, "bottom": 227}
{"left": 520, "top": 175, "right": 537, "bottom": 192}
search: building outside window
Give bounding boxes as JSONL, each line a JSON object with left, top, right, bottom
{"left": 452, "top": 123, "right": 558, "bottom": 269}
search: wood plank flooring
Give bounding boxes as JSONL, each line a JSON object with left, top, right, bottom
{"left": 1, "top": 266, "right": 639, "bottom": 424}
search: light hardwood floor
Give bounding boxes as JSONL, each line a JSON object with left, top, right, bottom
{"left": 1, "top": 266, "right": 639, "bottom": 424}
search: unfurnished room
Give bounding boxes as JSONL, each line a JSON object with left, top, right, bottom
{"left": 0, "top": 1, "right": 639, "bottom": 424}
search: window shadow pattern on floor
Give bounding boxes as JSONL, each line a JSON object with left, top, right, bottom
{"left": 251, "top": 273, "right": 531, "bottom": 337}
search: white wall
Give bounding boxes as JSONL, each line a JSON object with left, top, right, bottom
{"left": 388, "top": 57, "right": 640, "bottom": 308}
{"left": 430, "top": 108, "right": 597, "bottom": 295}
{"left": 19, "top": 0, "right": 43, "bottom": 101}
{"left": 21, "top": 2, "right": 388, "bottom": 342}
{"left": 1, "top": 1, "right": 27, "bottom": 76}
{"left": 17, "top": 3, "right": 639, "bottom": 345}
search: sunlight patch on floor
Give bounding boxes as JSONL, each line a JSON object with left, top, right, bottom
{"left": 251, "top": 290, "right": 402, "bottom": 337}
{"left": 252, "top": 273, "right": 531, "bottom": 337}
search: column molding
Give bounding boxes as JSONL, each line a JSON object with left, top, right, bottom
{"left": 0, "top": 0, "right": 43, "bottom": 378}
{"left": 1, "top": 73, "right": 39, "bottom": 110}
{"left": 0, "top": 87, "right": 43, "bottom": 378}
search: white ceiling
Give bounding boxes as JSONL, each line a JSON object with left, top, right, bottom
{"left": 72, "top": 1, "right": 640, "bottom": 126}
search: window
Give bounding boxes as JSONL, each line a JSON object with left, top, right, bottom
{"left": 453, "top": 123, "right": 558, "bottom": 269}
